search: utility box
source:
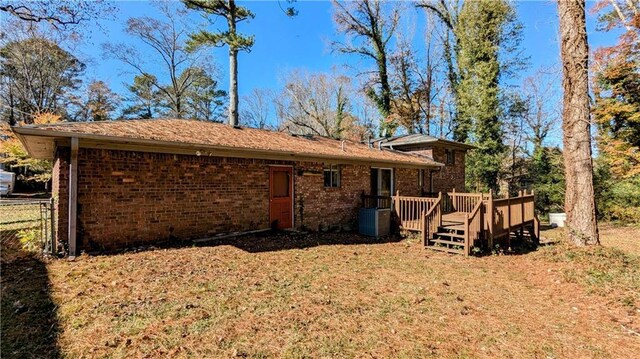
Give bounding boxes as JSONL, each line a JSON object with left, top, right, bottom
{"left": 359, "top": 207, "right": 391, "bottom": 237}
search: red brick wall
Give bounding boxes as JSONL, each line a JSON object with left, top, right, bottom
{"left": 294, "top": 162, "right": 369, "bottom": 231}
{"left": 395, "top": 168, "right": 423, "bottom": 196}
{"left": 52, "top": 148, "right": 424, "bottom": 251}
{"left": 72, "top": 149, "right": 277, "bottom": 250}
{"left": 430, "top": 146, "right": 466, "bottom": 192}
{"left": 390, "top": 144, "right": 466, "bottom": 193}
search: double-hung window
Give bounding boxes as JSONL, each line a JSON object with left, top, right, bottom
{"left": 324, "top": 164, "right": 341, "bottom": 188}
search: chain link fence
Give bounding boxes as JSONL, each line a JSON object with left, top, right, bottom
{"left": 0, "top": 199, "right": 55, "bottom": 254}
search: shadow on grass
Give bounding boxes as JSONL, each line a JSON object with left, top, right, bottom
{"left": 1, "top": 241, "right": 60, "bottom": 359}
{"left": 472, "top": 228, "right": 559, "bottom": 257}
{"left": 193, "top": 230, "right": 405, "bottom": 253}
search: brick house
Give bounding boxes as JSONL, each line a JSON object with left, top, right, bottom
{"left": 13, "top": 119, "right": 473, "bottom": 255}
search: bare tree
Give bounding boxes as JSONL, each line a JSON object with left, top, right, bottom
{"left": 0, "top": 0, "right": 114, "bottom": 30}
{"left": 388, "top": 27, "right": 444, "bottom": 136}
{"left": 241, "top": 88, "right": 275, "bottom": 129}
{"left": 275, "top": 70, "right": 360, "bottom": 140}
{"left": 332, "top": 0, "right": 400, "bottom": 135}
{"left": 557, "top": 0, "right": 599, "bottom": 245}
{"left": 0, "top": 36, "right": 85, "bottom": 124}
{"left": 521, "top": 68, "right": 561, "bottom": 153}
{"left": 389, "top": 39, "right": 422, "bottom": 134}
{"left": 103, "top": 5, "right": 210, "bottom": 118}
{"left": 417, "top": 0, "right": 461, "bottom": 127}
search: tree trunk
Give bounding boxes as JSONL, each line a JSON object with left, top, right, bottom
{"left": 229, "top": 48, "right": 239, "bottom": 127}
{"left": 228, "top": 0, "right": 239, "bottom": 127}
{"left": 557, "top": 0, "right": 599, "bottom": 245}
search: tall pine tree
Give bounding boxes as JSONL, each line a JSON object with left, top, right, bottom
{"left": 421, "top": 0, "right": 524, "bottom": 192}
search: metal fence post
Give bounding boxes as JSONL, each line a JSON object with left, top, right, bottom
{"left": 50, "top": 197, "right": 56, "bottom": 255}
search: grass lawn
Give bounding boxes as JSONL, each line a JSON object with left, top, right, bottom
{"left": 0, "top": 202, "right": 44, "bottom": 231}
{"left": 2, "top": 227, "right": 639, "bottom": 358}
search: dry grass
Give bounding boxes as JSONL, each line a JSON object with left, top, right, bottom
{"left": 2, "top": 229, "right": 640, "bottom": 358}
{"left": 543, "top": 223, "right": 640, "bottom": 256}
{"left": 0, "top": 202, "right": 42, "bottom": 231}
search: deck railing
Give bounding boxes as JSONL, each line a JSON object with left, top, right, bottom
{"left": 393, "top": 189, "right": 539, "bottom": 252}
{"left": 463, "top": 200, "right": 484, "bottom": 256}
{"left": 447, "top": 190, "right": 484, "bottom": 213}
{"left": 487, "top": 191, "right": 536, "bottom": 241}
{"left": 422, "top": 194, "right": 442, "bottom": 245}
{"left": 361, "top": 193, "right": 392, "bottom": 209}
{"left": 393, "top": 194, "right": 438, "bottom": 231}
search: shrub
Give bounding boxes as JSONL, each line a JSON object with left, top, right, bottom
{"left": 18, "top": 229, "right": 42, "bottom": 252}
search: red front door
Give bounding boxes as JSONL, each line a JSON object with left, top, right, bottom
{"left": 269, "top": 167, "right": 293, "bottom": 229}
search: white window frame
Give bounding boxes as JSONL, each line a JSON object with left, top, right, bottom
{"left": 372, "top": 167, "right": 394, "bottom": 196}
{"left": 323, "top": 164, "right": 341, "bottom": 188}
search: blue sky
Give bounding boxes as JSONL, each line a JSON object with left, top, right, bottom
{"left": 74, "top": 0, "right": 618, "bottom": 97}
{"left": 1, "top": 0, "right": 618, "bottom": 144}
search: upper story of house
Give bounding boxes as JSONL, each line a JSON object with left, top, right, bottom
{"left": 372, "top": 134, "right": 475, "bottom": 192}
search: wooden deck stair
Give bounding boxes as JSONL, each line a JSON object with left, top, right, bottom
{"left": 394, "top": 190, "right": 540, "bottom": 256}
{"left": 426, "top": 212, "right": 468, "bottom": 255}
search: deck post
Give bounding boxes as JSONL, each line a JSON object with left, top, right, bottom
{"left": 487, "top": 189, "right": 494, "bottom": 249}
{"left": 49, "top": 197, "right": 56, "bottom": 254}
{"left": 421, "top": 210, "right": 427, "bottom": 246}
{"left": 68, "top": 137, "right": 79, "bottom": 258}
{"left": 437, "top": 192, "right": 442, "bottom": 227}
{"left": 520, "top": 191, "right": 525, "bottom": 237}
{"left": 506, "top": 194, "right": 512, "bottom": 250}
{"left": 452, "top": 188, "right": 456, "bottom": 212}
{"left": 464, "top": 213, "right": 470, "bottom": 257}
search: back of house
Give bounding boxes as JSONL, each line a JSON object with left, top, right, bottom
{"left": 12, "top": 119, "right": 472, "bottom": 255}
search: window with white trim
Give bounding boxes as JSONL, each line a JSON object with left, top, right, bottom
{"left": 323, "top": 164, "right": 341, "bottom": 188}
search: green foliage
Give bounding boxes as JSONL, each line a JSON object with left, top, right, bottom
{"left": 456, "top": 0, "right": 521, "bottom": 191}
{"left": 591, "top": 0, "right": 640, "bottom": 223}
{"left": 183, "top": 0, "right": 255, "bottom": 52}
{"left": 594, "top": 159, "right": 640, "bottom": 224}
{"left": 530, "top": 147, "right": 565, "bottom": 214}
{"left": 0, "top": 37, "right": 85, "bottom": 124}
{"left": 0, "top": 128, "right": 52, "bottom": 185}
{"left": 18, "top": 229, "right": 41, "bottom": 252}
{"left": 184, "top": 67, "right": 227, "bottom": 121}
{"left": 122, "top": 74, "right": 161, "bottom": 119}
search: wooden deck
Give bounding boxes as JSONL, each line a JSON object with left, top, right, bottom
{"left": 393, "top": 190, "right": 540, "bottom": 256}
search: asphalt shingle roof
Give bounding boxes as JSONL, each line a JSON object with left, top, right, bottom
{"left": 14, "top": 119, "right": 443, "bottom": 168}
